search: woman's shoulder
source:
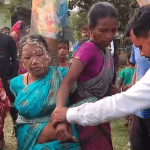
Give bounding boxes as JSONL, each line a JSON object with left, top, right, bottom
{"left": 10, "top": 74, "right": 23, "bottom": 86}
{"left": 74, "top": 41, "right": 98, "bottom": 57}
{"left": 10, "top": 74, "right": 24, "bottom": 96}
{"left": 80, "top": 41, "right": 97, "bottom": 49}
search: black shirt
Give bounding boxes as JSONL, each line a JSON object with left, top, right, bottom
{"left": 0, "top": 33, "right": 19, "bottom": 81}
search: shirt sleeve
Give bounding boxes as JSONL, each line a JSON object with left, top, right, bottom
{"left": 73, "top": 43, "right": 96, "bottom": 66}
{"left": 67, "top": 68, "right": 150, "bottom": 126}
{"left": 73, "top": 43, "right": 80, "bottom": 53}
{"left": 130, "top": 46, "right": 136, "bottom": 64}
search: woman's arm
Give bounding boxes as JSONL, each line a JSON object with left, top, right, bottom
{"left": 110, "top": 84, "right": 121, "bottom": 95}
{"left": 117, "top": 78, "right": 123, "bottom": 88}
{"left": 56, "top": 59, "right": 84, "bottom": 107}
{"left": 132, "top": 65, "right": 137, "bottom": 85}
{"left": 37, "top": 122, "right": 76, "bottom": 143}
{"left": 53, "top": 59, "right": 84, "bottom": 143}
{"left": 37, "top": 121, "right": 58, "bottom": 143}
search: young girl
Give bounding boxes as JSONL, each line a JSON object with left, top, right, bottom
{"left": 55, "top": 2, "right": 120, "bottom": 150}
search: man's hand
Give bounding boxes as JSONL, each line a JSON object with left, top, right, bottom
{"left": 52, "top": 107, "right": 68, "bottom": 126}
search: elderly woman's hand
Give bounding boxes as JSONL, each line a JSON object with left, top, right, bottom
{"left": 55, "top": 123, "right": 77, "bottom": 143}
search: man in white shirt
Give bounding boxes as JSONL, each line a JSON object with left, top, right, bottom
{"left": 52, "top": 4, "right": 150, "bottom": 136}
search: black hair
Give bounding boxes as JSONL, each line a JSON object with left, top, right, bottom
{"left": 126, "top": 4, "right": 150, "bottom": 37}
{"left": 81, "top": 25, "right": 89, "bottom": 31}
{"left": 0, "top": 27, "right": 10, "bottom": 32}
{"left": 88, "top": 2, "right": 117, "bottom": 28}
{"left": 57, "top": 38, "right": 69, "bottom": 50}
{"left": 19, "top": 34, "right": 48, "bottom": 59}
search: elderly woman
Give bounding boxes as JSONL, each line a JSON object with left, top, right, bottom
{"left": 10, "top": 35, "right": 80, "bottom": 150}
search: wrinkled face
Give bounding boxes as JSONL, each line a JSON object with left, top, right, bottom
{"left": 58, "top": 43, "right": 68, "bottom": 59}
{"left": 130, "top": 29, "right": 150, "bottom": 59}
{"left": 21, "top": 44, "right": 50, "bottom": 77}
{"left": 81, "top": 29, "right": 90, "bottom": 38}
{"left": 2, "top": 29, "right": 10, "bottom": 35}
{"left": 90, "top": 17, "right": 117, "bottom": 48}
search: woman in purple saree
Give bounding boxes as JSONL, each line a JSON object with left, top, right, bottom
{"left": 55, "top": 2, "right": 120, "bottom": 150}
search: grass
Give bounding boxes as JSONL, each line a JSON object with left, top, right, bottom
{"left": 3, "top": 114, "right": 17, "bottom": 150}
{"left": 111, "top": 118, "right": 130, "bottom": 150}
{"left": 3, "top": 115, "right": 130, "bottom": 150}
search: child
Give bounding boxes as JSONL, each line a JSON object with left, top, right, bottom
{"left": 57, "top": 38, "right": 70, "bottom": 78}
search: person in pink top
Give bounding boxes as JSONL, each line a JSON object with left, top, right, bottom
{"left": 53, "top": 2, "right": 121, "bottom": 150}
{"left": 11, "top": 21, "right": 28, "bottom": 75}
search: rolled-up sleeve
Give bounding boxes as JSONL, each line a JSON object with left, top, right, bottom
{"left": 67, "top": 68, "right": 150, "bottom": 126}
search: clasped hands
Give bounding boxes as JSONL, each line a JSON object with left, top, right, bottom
{"left": 51, "top": 107, "right": 77, "bottom": 143}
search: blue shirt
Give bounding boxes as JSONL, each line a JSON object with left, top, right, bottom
{"left": 130, "top": 46, "right": 150, "bottom": 118}
{"left": 73, "top": 42, "right": 80, "bottom": 53}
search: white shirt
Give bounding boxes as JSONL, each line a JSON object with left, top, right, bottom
{"left": 67, "top": 68, "right": 150, "bottom": 126}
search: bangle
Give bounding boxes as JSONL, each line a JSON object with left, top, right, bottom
{"left": 121, "top": 87, "right": 123, "bottom": 92}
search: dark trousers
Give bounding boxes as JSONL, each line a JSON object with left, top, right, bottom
{"left": 129, "top": 115, "right": 150, "bottom": 150}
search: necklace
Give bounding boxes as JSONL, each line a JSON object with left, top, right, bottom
{"left": 27, "top": 72, "right": 29, "bottom": 85}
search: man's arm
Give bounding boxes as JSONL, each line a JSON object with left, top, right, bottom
{"left": 132, "top": 65, "right": 137, "bottom": 85}
{"left": 117, "top": 78, "right": 123, "bottom": 88}
{"left": 66, "top": 68, "right": 150, "bottom": 126}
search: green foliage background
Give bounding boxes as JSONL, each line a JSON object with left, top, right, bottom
{"left": 4, "top": 0, "right": 138, "bottom": 41}
{"left": 69, "top": 0, "right": 138, "bottom": 41}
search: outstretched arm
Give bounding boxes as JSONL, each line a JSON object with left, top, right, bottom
{"left": 52, "top": 68, "right": 150, "bottom": 126}
{"left": 54, "top": 59, "right": 84, "bottom": 143}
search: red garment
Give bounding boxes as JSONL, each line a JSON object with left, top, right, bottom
{"left": 73, "top": 42, "right": 104, "bottom": 83}
{"left": 11, "top": 20, "right": 23, "bottom": 48}
{"left": 0, "top": 78, "right": 10, "bottom": 140}
{"left": 11, "top": 21, "right": 23, "bottom": 34}
{"left": 18, "top": 66, "right": 28, "bottom": 75}
{"left": 77, "top": 123, "right": 113, "bottom": 150}
{"left": 11, "top": 31, "right": 19, "bottom": 47}
{"left": 70, "top": 91, "right": 113, "bottom": 150}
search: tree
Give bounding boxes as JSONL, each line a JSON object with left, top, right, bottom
{"left": 5, "top": 0, "right": 32, "bottom": 23}
{"left": 69, "top": 10, "right": 88, "bottom": 40}
{"left": 69, "top": 0, "right": 138, "bottom": 40}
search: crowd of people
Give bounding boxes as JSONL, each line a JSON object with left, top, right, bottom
{"left": 0, "top": 1, "right": 150, "bottom": 150}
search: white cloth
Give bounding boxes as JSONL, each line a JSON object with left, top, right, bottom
{"left": 67, "top": 68, "right": 150, "bottom": 126}
{"left": 110, "top": 41, "right": 114, "bottom": 56}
